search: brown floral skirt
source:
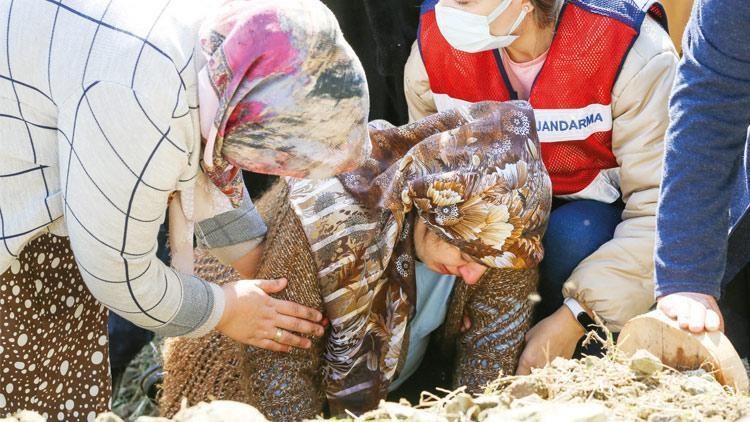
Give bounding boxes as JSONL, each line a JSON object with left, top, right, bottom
{"left": 0, "top": 234, "right": 110, "bottom": 421}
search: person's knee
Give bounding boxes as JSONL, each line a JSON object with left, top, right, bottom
{"left": 544, "top": 201, "right": 621, "bottom": 263}
{"left": 541, "top": 200, "right": 622, "bottom": 289}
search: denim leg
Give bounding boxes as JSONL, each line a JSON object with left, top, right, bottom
{"left": 536, "top": 199, "right": 624, "bottom": 321}
{"left": 108, "top": 312, "right": 155, "bottom": 372}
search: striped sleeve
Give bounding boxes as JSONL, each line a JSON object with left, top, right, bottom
{"left": 57, "top": 81, "right": 224, "bottom": 337}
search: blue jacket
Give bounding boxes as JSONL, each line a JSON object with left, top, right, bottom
{"left": 655, "top": 0, "right": 750, "bottom": 298}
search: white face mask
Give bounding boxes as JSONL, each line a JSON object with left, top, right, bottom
{"left": 435, "top": 0, "right": 529, "bottom": 53}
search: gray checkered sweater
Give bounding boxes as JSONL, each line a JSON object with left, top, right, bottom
{"left": 0, "top": 0, "right": 266, "bottom": 337}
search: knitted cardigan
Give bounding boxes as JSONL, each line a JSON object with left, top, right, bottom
{"left": 160, "top": 181, "right": 537, "bottom": 420}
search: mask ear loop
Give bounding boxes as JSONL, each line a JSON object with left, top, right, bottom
{"left": 506, "top": 5, "right": 530, "bottom": 36}
{"left": 486, "top": 0, "right": 513, "bottom": 23}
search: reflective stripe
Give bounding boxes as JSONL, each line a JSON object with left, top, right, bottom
{"left": 534, "top": 103, "right": 613, "bottom": 143}
{"left": 433, "top": 93, "right": 613, "bottom": 143}
{"left": 558, "top": 168, "right": 621, "bottom": 203}
{"left": 433, "top": 92, "right": 473, "bottom": 114}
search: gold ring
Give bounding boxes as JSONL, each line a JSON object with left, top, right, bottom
{"left": 274, "top": 328, "right": 283, "bottom": 342}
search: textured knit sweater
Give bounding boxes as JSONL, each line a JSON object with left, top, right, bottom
{"left": 654, "top": 0, "right": 750, "bottom": 298}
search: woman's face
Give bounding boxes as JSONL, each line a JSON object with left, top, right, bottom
{"left": 413, "top": 217, "right": 489, "bottom": 285}
{"left": 438, "top": 0, "right": 533, "bottom": 37}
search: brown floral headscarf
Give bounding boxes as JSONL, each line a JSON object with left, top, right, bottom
{"left": 287, "top": 101, "right": 551, "bottom": 414}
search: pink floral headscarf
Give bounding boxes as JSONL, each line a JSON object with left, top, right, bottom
{"left": 170, "top": 0, "right": 370, "bottom": 275}
{"left": 198, "top": 0, "right": 370, "bottom": 204}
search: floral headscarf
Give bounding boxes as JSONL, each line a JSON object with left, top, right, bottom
{"left": 170, "top": 0, "right": 369, "bottom": 276}
{"left": 287, "top": 101, "right": 552, "bottom": 414}
{"left": 198, "top": 0, "right": 370, "bottom": 204}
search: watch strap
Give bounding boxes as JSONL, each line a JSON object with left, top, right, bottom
{"left": 564, "top": 297, "right": 598, "bottom": 331}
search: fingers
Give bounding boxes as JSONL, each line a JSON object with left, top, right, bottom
{"left": 705, "top": 309, "right": 722, "bottom": 332}
{"left": 249, "top": 338, "right": 291, "bottom": 353}
{"left": 657, "top": 293, "right": 725, "bottom": 334}
{"left": 271, "top": 328, "right": 312, "bottom": 349}
{"left": 461, "top": 314, "right": 471, "bottom": 333}
{"left": 515, "top": 351, "right": 532, "bottom": 375}
{"left": 256, "top": 278, "right": 288, "bottom": 294}
{"left": 688, "top": 301, "right": 707, "bottom": 333}
{"left": 657, "top": 297, "right": 677, "bottom": 319}
{"left": 676, "top": 299, "right": 691, "bottom": 330}
{"left": 274, "top": 299, "right": 323, "bottom": 322}
{"left": 275, "top": 314, "right": 325, "bottom": 337}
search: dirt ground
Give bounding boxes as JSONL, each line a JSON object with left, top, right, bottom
{"left": 356, "top": 349, "right": 750, "bottom": 422}
{"left": 3, "top": 344, "right": 749, "bottom": 421}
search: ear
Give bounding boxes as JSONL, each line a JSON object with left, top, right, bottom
{"left": 521, "top": 0, "right": 535, "bottom": 15}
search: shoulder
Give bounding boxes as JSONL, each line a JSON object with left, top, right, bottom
{"left": 683, "top": 0, "right": 750, "bottom": 73}
{"left": 614, "top": 15, "right": 678, "bottom": 93}
{"left": 74, "top": 0, "right": 218, "bottom": 96}
{"left": 692, "top": 0, "right": 750, "bottom": 54}
{"left": 630, "top": 15, "right": 677, "bottom": 70}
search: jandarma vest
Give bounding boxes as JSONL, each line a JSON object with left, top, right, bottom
{"left": 418, "top": 0, "right": 667, "bottom": 201}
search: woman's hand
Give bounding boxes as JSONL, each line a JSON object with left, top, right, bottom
{"left": 657, "top": 292, "right": 724, "bottom": 333}
{"left": 515, "top": 305, "right": 584, "bottom": 375}
{"left": 215, "top": 278, "right": 325, "bottom": 352}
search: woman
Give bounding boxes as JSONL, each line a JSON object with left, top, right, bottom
{"left": 161, "top": 101, "right": 551, "bottom": 419}
{"left": 0, "top": 0, "right": 368, "bottom": 418}
{"left": 406, "top": 0, "right": 678, "bottom": 373}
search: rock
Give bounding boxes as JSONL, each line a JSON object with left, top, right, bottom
{"left": 630, "top": 349, "right": 663, "bottom": 376}
{"left": 581, "top": 356, "right": 600, "bottom": 368}
{"left": 362, "top": 402, "right": 446, "bottom": 421}
{"left": 473, "top": 395, "right": 501, "bottom": 410}
{"left": 682, "top": 376, "right": 722, "bottom": 395}
{"left": 543, "top": 403, "right": 609, "bottom": 422}
{"left": 508, "top": 378, "right": 549, "bottom": 400}
{"left": 483, "top": 402, "right": 608, "bottom": 422}
{"left": 683, "top": 368, "right": 708, "bottom": 377}
{"left": 444, "top": 393, "right": 476, "bottom": 416}
{"left": 172, "top": 401, "right": 268, "bottom": 421}
{"left": 95, "top": 413, "right": 125, "bottom": 422}
{"left": 509, "top": 393, "right": 544, "bottom": 409}
{"left": 509, "top": 379, "right": 537, "bottom": 399}
{"left": 551, "top": 357, "right": 578, "bottom": 371}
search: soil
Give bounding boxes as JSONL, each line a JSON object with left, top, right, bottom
{"left": 3, "top": 350, "right": 749, "bottom": 421}
{"left": 355, "top": 350, "right": 750, "bottom": 422}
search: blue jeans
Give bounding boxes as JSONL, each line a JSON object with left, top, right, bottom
{"left": 536, "top": 199, "right": 624, "bottom": 321}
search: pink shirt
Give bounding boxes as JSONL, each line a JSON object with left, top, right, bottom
{"left": 500, "top": 48, "right": 549, "bottom": 101}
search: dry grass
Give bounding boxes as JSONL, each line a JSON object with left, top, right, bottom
{"left": 111, "top": 341, "right": 161, "bottom": 421}
{"left": 347, "top": 334, "right": 750, "bottom": 421}
{"left": 104, "top": 329, "right": 750, "bottom": 421}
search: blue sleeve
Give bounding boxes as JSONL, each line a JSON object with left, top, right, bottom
{"left": 654, "top": 0, "right": 750, "bottom": 298}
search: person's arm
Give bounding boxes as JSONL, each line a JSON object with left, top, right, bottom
{"left": 518, "top": 19, "right": 678, "bottom": 373}
{"left": 561, "top": 20, "right": 679, "bottom": 332}
{"left": 404, "top": 41, "right": 437, "bottom": 123}
{"left": 454, "top": 268, "right": 537, "bottom": 388}
{"left": 655, "top": 0, "right": 750, "bottom": 333}
{"left": 59, "top": 82, "right": 322, "bottom": 349}
{"left": 188, "top": 171, "right": 267, "bottom": 275}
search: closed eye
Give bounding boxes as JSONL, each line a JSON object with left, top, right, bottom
{"left": 460, "top": 252, "right": 480, "bottom": 265}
